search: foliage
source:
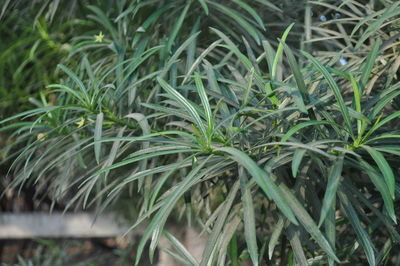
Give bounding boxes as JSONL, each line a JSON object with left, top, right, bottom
{"left": 1, "top": 0, "right": 400, "bottom": 265}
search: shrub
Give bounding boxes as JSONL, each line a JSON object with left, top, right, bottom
{"left": 1, "top": 1, "right": 400, "bottom": 265}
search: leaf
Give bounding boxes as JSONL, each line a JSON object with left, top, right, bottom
{"left": 262, "top": 40, "right": 275, "bottom": 74}
{"left": 217, "top": 217, "right": 241, "bottom": 265}
{"left": 268, "top": 216, "right": 284, "bottom": 259}
{"left": 302, "top": 51, "right": 353, "bottom": 138}
{"left": 357, "top": 158, "right": 396, "bottom": 223}
{"left": 324, "top": 194, "right": 336, "bottom": 266}
{"left": 354, "top": 4, "right": 400, "bottom": 50}
{"left": 185, "top": 18, "right": 201, "bottom": 78}
{"left": 365, "top": 134, "right": 400, "bottom": 143}
{"left": 344, "top": 181, "right": 400, "bottom": 242}
{"left": 349, "top": 74, "right": 363, "bottom": 135}
{"left": 360, "top": 39, "right": 382, "bottom": 90}
{"left": 194, "top": 72, "right": 213, "bottom": 138}
{"left": 270, "top": 174, "right": 339, "bottom": 262}
{"left": 94, "top": 112, "right": 103, "bottom": 164}
{"left": 338, "top": 188, "right": 376, "bottom": 266}
{"left": 182, "top": 39, "right": 222, "bottom": 85}
{"left": 370, "top": 89, "right": 400, "bottom": 119}
{"left": 318, "top": 156, "right": 344, "bottom": 227}
{"left": 283, "top": 43, "right": 309, "bottom": 113}
{"left": 164, "top": 230, "right": 199, "bottom": 266}
{"left": 197, "top": 0, "right": 209, "bottom": 15}
{"left": 292, "top": 148, "right": 306, "bottom": 177}
{"left": 200, "top": 181, "right": 240, "bottom": 266}
{"left": 362, "top": 145, "right": 395, "bottom": 199}
{"left": 363, "top": 111, "right": 400, "bottom": 141}
{"left": 208, "top": 2, "right": 261, "bottom": 44}
{"left": 232, "top": 0, "right": 265, "bottom": 30}
{"left": 131, "top": 4, "right": 174, "bottom": 47}
{"left": 0, "top": 0, "right": 11, "bottom": 19}
{"left": 239, "top": 168, "right": 258, "bottom": 266}
{"left": 57, "top": 64, "right": 90, "bottom": 104}
{"left": 211, "top": 28, "right": 279, "bottom": 105}
{"left": 166, "top": 1, "right": 191, "bottom": 54}
{"left": 216, "top": 147, "right": 298, "bottom": 225}
{"left": 286, "top": 225, "right": 308, "bottom": 266}
{"left": 272, "top": 23, "right": 294, "bottom": 80}
{"left": 157, "top": 77, "right": 207, "bottom": 140}
{"left": 103, "top": 126, "right": 125, "bottom": 180}
{"left": 253, "top": 0, "right": 282, "bottom": 12}
{"left": 135, "top": 157, "right": 212, "bottom": 265}
{"left": 87, "top": 5, "right": 119, "bottom": 43}
{"left": 281, "top": 121, "right": 333, "bottom": 142}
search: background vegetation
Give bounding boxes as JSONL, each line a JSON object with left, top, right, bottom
{"left": 1, "top": 0, "right": 400, "bottom": 265}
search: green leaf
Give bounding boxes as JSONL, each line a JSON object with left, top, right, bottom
{"left": 349, "top": 74, "right": 363, "bottom": 135}
{"left": 94, "top": 112, "right": 103, "bottom": 164}
{"left": 292, "top": 148, "right": 306, "bottom": 177}
{"left": 286, "top": 225, "right": 308, "bottom": 266}
{"left": 354, "top": 4, "right": 400, "bottom": 50}
{"left": 232, "top": 0, "right": 265, "bottom": 30}
{"left": 360, "top": 39, "right": 382, "bottom": 90}
{"left": 135, "top": 157, "right": 212, "bottom": 265}
{"left": 302, "top": 51, "right": 353, "bottom": 138}
{"left": 211, "top": 28, "right": 279, "bottom": 105}
{"left": 164, "top": 230, "right": 199, "bottom": 266}
{"left": 370, "top": 88, "right": 400, "bottom": 119}
{"left": 365, "top": 134, "right": 400, "bottom": 144}
{"left": 262, "top": 40, "right": 275, "bottom": 74}
{"left": 216, "top": 147, "right": 298, "bottom": 225}
{"left": 272, "top": 23, "right": 294, "bottom": 81}
{"left": 166, "top": 1, "right": 191, "bottom": 54}
{"left": 344, "top": 181, "right": 400, "bottom": 242}
{"left": 131, "top": 4, "right": 174, "bottom": 47}
{"left": 183, "top": 39, "right": 222, "bottom": 85}
{"left": 194, "top": 72, "right": 213, "bottom": 139}
{"left": 87, "top": 5, "right": 119, "bottom": 43}
{"left": 281, "top": 121, "right": 333, "bottom": 142}
{"left": 200, "top": 181, "right": 240, "bottom": 266}
{"left": 253, "top": 0, "right": 282, "bottom": 12}
{"left": 273, "top": 176, "right": 340, "bottom": 263}
{"left": 362, "top": 145, "right": 395, "bottom": 199}
{"left": 325, "top": 195, "right": 336, "bottom": 266}
{"left": 338, "top": 189, "right": 376, "bottom": 266}
{"left": 157, "top": 77, "right": 207, "bottom": 140}
{"left": 197, "top": 0, "right": 209, "bottom": 15}
{"left": 358, "top": 159, "right": 396, "bottom": 223}
{"left": 240, "top": 168, "right": 258, "bottom": 266}
{"left": 363, "top": 111, "right": 400, "bottom": 141}
{"left": 57, "top": 64, "right": 90, "bottom": 104}
{"left": 283, "top": 43, "right": 309, "bottom": 113}
{"left": 218, "top": 217, "right": 241, "bottom": 266}
{"left": 268, "top": 216, "right": 284, "bottom": 259}
{"left": 208, "top": 2, "right": 261, "bottom": 44}
{"left": 319, "top": 156, "right": 344, "bottom": 227}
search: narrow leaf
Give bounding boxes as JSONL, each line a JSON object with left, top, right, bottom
{"left": 362, "top": 145, "right": 395, "bottom": 199}
{"left": 319, "top": 156, "right": 344, "bottom": 226}
{"left": 292, "top": 149, "right": 306, "bottom": 177}
{"left": 216, "top": 147, "right": 298, "bottom": 225}
{"left": 240, "top": 168, "right": 258, "bottom": 266}
{"left": 302, "top": 52, "right": 353, "bottom": 137}
{"left": 338, "top": 189, "right": 376, "bottom": 266}
{"left": 94, "top": 112, "right": 103, "bottom": 164}
{"left": 282, "top": 121, "right": 333, "bottom": 142}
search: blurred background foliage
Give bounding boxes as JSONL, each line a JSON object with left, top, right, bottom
{"left": 1, "top": 0, "right": 400, "bottom": 265}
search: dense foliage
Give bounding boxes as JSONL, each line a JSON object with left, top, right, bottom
{"left": 1, "top": 0, "right": 400, "bottom": 265}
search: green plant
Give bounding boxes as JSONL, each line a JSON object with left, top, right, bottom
{"left": 1, "top": 1, "right": 400, "bottom": 265}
